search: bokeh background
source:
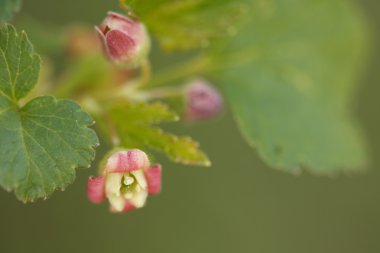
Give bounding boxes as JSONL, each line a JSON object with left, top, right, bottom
{"left": 1, "top": 0, "right": 380, "bottom": 252}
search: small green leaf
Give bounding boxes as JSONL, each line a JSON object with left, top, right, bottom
{"left": 0, "top": 24, "right": 99, "bottom": 201}
{"left": 109, "top": 102, "right": 210, "bottom": 166}
{"left": 0, "top": 0, "right": 21, "bottom": 22}
{"left": 122, "top": 0, "right": 248, "bottom": 50}
{"left": 209, "top": 0, "right": 368, "bottom": 174}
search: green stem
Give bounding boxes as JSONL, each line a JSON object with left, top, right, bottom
{"left": 147, "top": 55, "right": 212, "bottom": 88}
{"left": 138, "top": 58, "right": 152, "bottom": 87}
{"left": 80, "top": 96, "right": 120, "bottom": 146}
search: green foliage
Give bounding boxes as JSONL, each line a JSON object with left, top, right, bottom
{"left": 0, "top": 24, "right": 98, "bottom": 201}
{"left": 109, "top": 102, "right": 210, "bottom": 166}
{"left": 0, "top": 0, "right": 21, "bottom": 21}
{"left": 208, "top": 0, "right": 368, "bottom": 174}
{"left": 121, "top": 0, "right": 248, "bottom": 50}
{"left": 0, "top": 25, "right": 39, "bottom": 101}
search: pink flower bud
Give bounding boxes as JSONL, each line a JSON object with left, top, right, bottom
{"left": 87, "top": 149, "right": 162, "bottom": 213}
{"left": 184, "top": 78, "right": 223, "bottom": 121}
{"left": 96, "top": 11, "right": 150, "bottom": 67}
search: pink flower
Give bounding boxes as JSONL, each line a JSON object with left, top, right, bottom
{"left": 184, "top": 78, "right": 223, "bottom": 121}
{"left": 95, "top": 11, "right": 150, "bottom": 67}
{"left": 87, "top": 149, "right": 161, "bottom": 213}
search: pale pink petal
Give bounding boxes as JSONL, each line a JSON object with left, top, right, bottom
{"left": 106, "top": 11, "right": 134, "bottom": 25}
{"left": 87, "top": 176, "right": 105, "bottom": 204}
{"left": 123, "top": 201, "right": 136, "bottom": 212}
{"left": 145, "top": 164, "right": 162, "bottom": 195}
{"left": 105, "top": 149, "right": 150, "bottom": 173}
{"left": 127, "top": 149, "right": 150, "bottom": 170}
{"left": 105, "top": 151, "right": 128, "bottom": 173}
{"left": 95, "top": 26, "right": 109, "bottom": 56}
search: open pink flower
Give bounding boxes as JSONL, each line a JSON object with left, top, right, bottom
{"left": 95, "top": 12, "right": 150, "bottom": 67}
{"left": 87, "top": 149, "right": 161, "bottom": 213}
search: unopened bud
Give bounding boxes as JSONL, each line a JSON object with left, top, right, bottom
{"left": 184, "top": 78, "right": 223, "bottom": 121}
{"left": 96, "top": 11, "right": 150, "bottom": 67}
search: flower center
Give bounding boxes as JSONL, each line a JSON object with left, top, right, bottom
{"left": 120, "top": 173, "right": 138, "bottom": 196}
{"left": 123, "top": 175, "right": 135, "bottom": 186}
{"left": 103, "top": 25, "right": 111, "bottom": 35}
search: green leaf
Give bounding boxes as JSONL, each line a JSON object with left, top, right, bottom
{"left": 122, "top": 0, "right": 248, "bottom": 50}
{"left": 209, "top": 0, "right": 369, "bottom": 174}
{"left": 0, "top": 24, "right": 99, "bottom": 201}
{"left": 108, "top": 102, "right": 210, "bottom": 166}
{"left": 0, "top": 24, "right": 39, "bottom": 101}
{"left": 0, "top": 97, "right": 99, "bottom": 201}
{"left": 0, "top": 0, "right": 21, "bottom": 22}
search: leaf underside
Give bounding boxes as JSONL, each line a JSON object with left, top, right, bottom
{"left": 209, "top": 0, "right": 368, "bottom": 174}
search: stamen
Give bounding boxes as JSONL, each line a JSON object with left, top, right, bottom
{"left": 123, "top": 175, "right": 135, "bottom": 186}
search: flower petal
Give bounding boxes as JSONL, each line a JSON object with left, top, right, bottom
{"left": 105, "top": 173, "right": 123, "bottom": 196}
{"left": 105, "top": 149, "right": 150, "bottom": 173}
{"left": 105, "top": 151, "right": 127, "bottom": 173}
{"left": 108, "top": 195, "right": 126, "bottom": 213}
{"left": 106, "top": 173, "right": 125, "bottom": 212}
{"left": 104, "top": 11, "right": 135, "bottom": 30}
{"left": 145, "top": 164, "right": 162, "bottom": 195}
{"left": 126, "top": 149, "right": 150, "bottom": 171}
{"left": 131, "top": 169, "right": 148, "bottom": 189}
{"left": 105, "top": 29, "right": 136, "bottom": 61}
{"left": 130, "top": 189, "right": 148, "bottom": 208}
{"left": 95, "top": 26, "right": 108, "bottom": 54}
{"left": 87, "top": 176, "right": 105, "bottom": 204}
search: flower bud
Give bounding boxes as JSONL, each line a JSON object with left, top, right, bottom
{"left": 184, "top": 78, "right": 223, "bottom": 121}
{"left": 95, "top": 12, "right": 150, "bottom": 67}
{"left": 87, "top": 149, "right": 162, "bottom": 213}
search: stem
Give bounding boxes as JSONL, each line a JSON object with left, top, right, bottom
{"left": 80, "top": 96, "right": 120, "bottom": 146}
{"left": 139, "top": 58, "right": 151, "bottom": 87}
{"left": 118, "top": 0, "right": 138, "bottom": 18}
{"left": 104, "top": 113, "right": 120, "bottom": 146}
{"left": 147, "top": 55, "right": 212, "bottom": 88}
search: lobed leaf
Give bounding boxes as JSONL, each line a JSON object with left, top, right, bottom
{"left": 109, "top": 102, "right": 210, "bottom": 166}
{"left": 0, "top": 24, "right": 99, "bottom": 201}
{"left": 122, "top": 0, "right": 248, "bottom": 50}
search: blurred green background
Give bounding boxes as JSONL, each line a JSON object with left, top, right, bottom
{"left": 1, "top": 0, "right": 380, "bottom": 252}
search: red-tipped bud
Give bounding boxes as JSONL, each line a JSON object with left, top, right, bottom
{"left": 87, "top": 149, "right": 162, "bottom": 213}
{"left": 145, "top": 164, "right": 162, "bottom": 195}
{"left": 184, "top": 78, "right": 223, "bottom": 121}
{"left": 96, "top": 11, "right": 150, "bottom": 67}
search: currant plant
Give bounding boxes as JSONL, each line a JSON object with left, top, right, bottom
{"left": 0, "top": 0, "right": 370, "bottom": 212}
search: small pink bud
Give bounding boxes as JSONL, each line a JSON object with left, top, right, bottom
{"left": 96, "top": 11, "right": 150, "bottom": 67}
{"left": 184, "top": 78, "right": 223, "bottom": 121}
{"left": 87, "top": 149, "right": 162, "bottom": 213}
